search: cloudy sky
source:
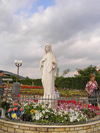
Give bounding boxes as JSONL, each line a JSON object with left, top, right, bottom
{"left": 0, "top": 0, "right": 100, "bottom": 78}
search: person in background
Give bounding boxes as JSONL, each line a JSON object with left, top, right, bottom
{"left": 55, "top": 85, "right": 59, "bottom": 99}
{"left": 0, "top": 70, "right": 9, "bottom": 97}
{"left": 85, "top": 74, "right": 98, "bottom": 106}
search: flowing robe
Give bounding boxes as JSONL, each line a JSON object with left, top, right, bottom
{"left": 40, "top": 52, "right": 57, "bottom": 98}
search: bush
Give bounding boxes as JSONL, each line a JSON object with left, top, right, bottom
{"left": 55, "top": 77, "right": 90, "bottom": 90}
{"left": 20, "top": 79, "right": 42, "bottom": 86}
{"left": 18, "top": 76, "right": 100, "bottom": 90}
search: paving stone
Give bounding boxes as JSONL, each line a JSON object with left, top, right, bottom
{"left": 55, "top": 128, "right": 65, "bottom": 131}
{"left": 78, "top": 130, "right": 87, "bottom": 133}
{"left": 20, "top": 126, "right": 29, "bottom": 130}
{"left": 65, "top": 128, "right": 70, "bottom": 131}
{"left": 13, "top": 125, "right": 19, "bottom": 129}
{"left": 69, "top": 127, "right": 75, "bottom": 131}
{"left": 75, "top": 127, "right": 83, "bottom": 130}
{"left": 29, "top": 127, "right": 37, "bottom": 131}
{"left": 24, "top": 130, "right": 38, "bottom": 133}
{"left": 8, "top": 127, "right": 15, "bottom": 133}
{"left": 2, "top": 125, "right": 8, "bottom": 131}
{"left": 4, "top": 124, "right": 13, "bottom": 127}
{"left": 68, "top": 131, "right": 78, "bottom": 133}
{"left": 48, "top": 128, "right": 55, "bottom": 131}
{"left": 0, "top": 130, "right": 5, "bottom": 133}
{"left": 87, "top": 128, "right": 94, "bottom": 133}
{"left": 84, "top": 126, "right": 90, "bottom": 129}
{"left": 15, "top": 129, "right": 24, "bottom": 133}
{"left": 37, "top": 127, "right": 47, "bottom": 132}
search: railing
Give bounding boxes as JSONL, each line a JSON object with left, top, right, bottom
{"left": 0, "top": 89, "right": 100, "bottom": 125}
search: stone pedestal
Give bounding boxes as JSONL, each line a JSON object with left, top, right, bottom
{"left": 11, "top": 82, "right": 20, "bottom": 98}
{"left": 38, "top": 97, "right": 57, "bottom": 108}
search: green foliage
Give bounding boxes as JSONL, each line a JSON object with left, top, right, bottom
{"left": 20, "top": 79, "right": 42, "bottom": 86}
{"left": 56, "top": 67, "right": 59, "bottom": 77}
{"left": 19, "top": 75, "right": 100, "bottom": 90}
{"left": 24, "top": 104, "right": 33, "bottom": 116}
{"left": 78, "top": 65, "right": 100, "bottom": 76}
{"left": 1, "top": 101, "right": 10, "bottom": 110}
{"left": 56, "top": 76, "right": 90, "bottom": 90}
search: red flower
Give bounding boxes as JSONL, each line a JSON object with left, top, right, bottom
{"left": 34, "top": 100, "right": 38, "bottom": 102}
{"left": 13, "top": 107, "right": 18, "bottom": 111}
{"left": 14, "top": 103, "right": 18, "bottom": 106}
{"left": 95, "top": 106, "right": 99, "bottom": 110}
{"left": 88, "top": 104, "right": 93, "bottom": 108}
{"left": 18, "top": 94, "right": 20, "bottom": 97}
{"left": 20, "top": 109, "right": 24, "bottom": 111}
{"left": 58, "top": 100, "right": 60, "bottom": 104}
{"left": 8, "top": 109, "right": 13, "bottom": 112}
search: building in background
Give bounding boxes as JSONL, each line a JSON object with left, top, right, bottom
{"left": 1, "top": 70, "right": 26, "bottom": 81}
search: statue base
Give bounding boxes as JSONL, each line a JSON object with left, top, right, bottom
{"left": 38, "top": 97, "right": 58, "bottom": 108}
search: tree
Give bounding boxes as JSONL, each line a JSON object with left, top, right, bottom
{"left": 26, "top": 76, "right": 30, "bottom": 79}
{"left": 56, "top": 67, "right": 59, "bottom": 77}
{"left": 78, "top": 65, "right": 100, "bottom": 76}
{"left": 61, "top": 69, "right": 70, "bottom": 77}
{"left": 56, "top": 67, "right": 70, "bottom": 77}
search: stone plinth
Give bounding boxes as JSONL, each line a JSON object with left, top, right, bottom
{"left": 11, "top": 82, "right": 20, "bottom": 98}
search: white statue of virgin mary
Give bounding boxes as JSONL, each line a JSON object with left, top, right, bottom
{"left": 40, "top": 44, "right": 57, "bottom": 99}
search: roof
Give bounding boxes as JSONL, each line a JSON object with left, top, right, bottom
{"left": 2, "top": 70, "right": 26, "bottom": 79}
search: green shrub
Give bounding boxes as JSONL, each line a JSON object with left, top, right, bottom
{"left": 16, "top": 76, "right": 100, "bottom": 90}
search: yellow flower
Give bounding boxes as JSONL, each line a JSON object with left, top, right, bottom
{"left": 30, "top": 109, "right": 35, "bottom": 114}
{"left": 11, "top": 113, "right": 17, "bottom": 119}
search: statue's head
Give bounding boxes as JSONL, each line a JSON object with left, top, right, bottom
{"left": 45, "top": 44, "right": 52, "bottom": 53}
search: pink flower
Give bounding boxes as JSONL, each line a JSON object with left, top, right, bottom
{"left": 85, "top": 115, "right": 87, "bottom": 117}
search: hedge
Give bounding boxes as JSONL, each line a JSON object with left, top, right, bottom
{"left": 20, "top": 79, "right": 42, "bottom": 86}
{"left": 6, "top": 76, "right": 100, "bottom": 90}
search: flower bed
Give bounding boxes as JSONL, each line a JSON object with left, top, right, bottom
{"left": 1, "top": 94, "right": 99, "bottom": 124}
{"left": 59, "top": 89, "right": 87, "bottom": 97}
{"left": 20, "top": 85, "right": 87, "bottom": 97}
{"left": 21, "top": 85, "right": 43, "bottom": 89}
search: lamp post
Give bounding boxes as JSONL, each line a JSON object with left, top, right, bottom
{"left": 14, "top": 60, "right": 23, "bottom": 82}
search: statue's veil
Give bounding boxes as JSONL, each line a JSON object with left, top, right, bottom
{"left": 45, "top": 44, "right": 53, "bottom": 54}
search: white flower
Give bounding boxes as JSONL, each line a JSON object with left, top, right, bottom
{"left": 35, "top": 115, "right": 40, "bottom": 120}
{"left": 81, "top": 114, "right": 83, "bottom": 117}
{"left": 42, "top": 110, "right": 45, "bottom": 114}
{"left": 45, "top": 115, "right": 48, "bottom": 118}
{"left": 77, "top": 119, "right": 80, "bottom": 121}
{"left": 24, "top": 103, "right": 28, "bottom": 106}
{"left": 42, "top": 105, "right": 45, "bottom": 108}
{"left": 70, "top": 117, "right": 74, "bottom": 122}
{"left": 64, "top": 117, "right": 67, "bottom": 120}
{"left": 32, "top": 116, "right": 35, "bottom": 120}
{"left": 64, "top": 110, "right": 68, "bottom": 115}
{"left": 45, "top": 109, "right": 50, "bottom": 113}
